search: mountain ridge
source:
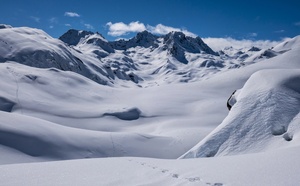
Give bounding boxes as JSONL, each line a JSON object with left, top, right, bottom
{"left": 0, "top": 25, "right": 293, "bottom": 87}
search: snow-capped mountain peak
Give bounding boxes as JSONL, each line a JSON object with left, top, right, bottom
{"left": 163, "top": 31, "right": 217, "bottom": 55}
{"left": 59, "top": 29, "right": 95, "bottom": 46}
{"left": 2, "top": 25, "right": 296, "bottom": 88}
{"left": 162, "top": 31, "right": 218, "bottom": 63}
{"left": 127, "top": 30, "right": 159, "bottom": 48}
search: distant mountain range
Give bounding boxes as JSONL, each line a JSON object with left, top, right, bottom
{"left": 0, "top": 25, "right": 283, "bottom": 87}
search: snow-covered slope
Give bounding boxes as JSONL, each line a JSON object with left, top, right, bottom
{"left": 182, "top": 69, "right": 300, "bottom": 158}
{"left": 0, "top": 26, "right": 111, "bottom": 85}
{"left": 2, "top": 147, "right": 300, "bottom": 186}
{"left": 1, "top": 24, "right": 300, "bottom": 185}
{"left": 0, "top": 62, "right": 209, "bottom": 161}
{"left": 180, "top": 35, "right": 300, "bottom": 158}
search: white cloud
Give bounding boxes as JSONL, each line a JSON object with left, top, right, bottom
{"left": 294, "top": 22, "right": 300, "bottom": 26}
{"left": 274, "top": 30, "right": 285, "bottom": 33}
{"left": 65, "top": 24, "right": 71, "bottom": 27}
{"left": 30, "top": 16, "right": 40, "bottom": 23}
{"left": 84, "top": 24, "right": 94, "bottom": 30}
{"left": 64, "top": 12, "right": 80, "bottom": 17}
{"left": 202, "top": 37, "right": 281, "bottom": 51}
{"left": 49, "top": 26, "right": 54, "bottom": 29}
{"left": 106, "top": 21, "right": 197, "bottom": 38}
{"left": 248, "top": 32, "right": 258, "bottom": 37}
{"left": 106, "top": 21, "right": 146, "bottom": 36}
{"left": 49, "top": 17, "right": 58, "bottom": 24}
{"left": 147, "top": 24, "right": 197, "bottom": 37}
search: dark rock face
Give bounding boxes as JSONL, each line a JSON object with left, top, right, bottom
{"left": 163, "top": 31, "right": 217, "bottom": 64}
{"left": 248, "top": 46, "right": 261, "bottom": 52}
{"left": 59, "top": 29, "right": 94, "bottom": 46}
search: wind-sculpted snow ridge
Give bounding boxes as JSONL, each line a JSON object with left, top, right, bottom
{"left": 272, "top": 35, "right": 300, "bottom": 52}
{"left": 181, "top": 69, "right": 300, "bottom": 158}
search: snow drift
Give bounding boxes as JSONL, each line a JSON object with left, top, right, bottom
{"left": 182, "top": 69, "right": 300, "bottom": 158}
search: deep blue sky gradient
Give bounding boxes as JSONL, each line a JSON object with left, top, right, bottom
{"left": 1, "top": 0, "right": 300, "bottom": 41}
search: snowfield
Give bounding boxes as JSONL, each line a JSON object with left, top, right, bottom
{"left": 1, "top": 148, "right": 300, "bottom": 186}
{"left": 0, "top": 25, "right": 300, "bottom": 185}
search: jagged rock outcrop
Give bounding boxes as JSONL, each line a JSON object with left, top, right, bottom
{"left": 111, "top": 30, "right": 159, "bottom": 50}
{"left": 163, "top": 31, "right": 217, "bottom": 63}
{"left": 59, "top": 29, "right": 94, "bottom": 46}
{"left": 248, "top": 46, "right": 261, "bottom": 52}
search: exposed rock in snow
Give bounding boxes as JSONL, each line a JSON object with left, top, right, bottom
{"left": 248, "top": 46, "right": 261, "bottom": 52}
{"left": 59, "top": 29, "right": 94, "bottom": 46}
{"left": 200, "top": 59, "right": 224, "bottom": 68}
{"left": 244, "top": 48, "right": 279, "bottom": 63}
{"left": 0, "top": 24, "right": 12, "bottom": 29}
{"left": 163, "top": 31, "right": 217, "bottom": 63}
{"left": 164, "top": 32, "right": 217, "bottom": 55}
{"left": 78, "top": 33, "right": 115, "bottom": 55}
{"left": 260, "top": 49, "right": 278, "bottom": 58}
{"left": 111, "top": 30, "right": 159, "bottom": 49}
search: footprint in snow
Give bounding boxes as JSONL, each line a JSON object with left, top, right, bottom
{"left": 161, "top": 169, "right": 169, "bottom": 173}
{"left": 206, "top": 182, "right": 224, "bottom": 186}
{"left": 186, "top": 177, "right": 201, "bottom": 182}
{"left": 172, "top": 174, "right": 179, "bottom": 178}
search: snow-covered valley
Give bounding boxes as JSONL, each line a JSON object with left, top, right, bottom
{"left": 1, "top": 24, "right": 300, "bottom": 185}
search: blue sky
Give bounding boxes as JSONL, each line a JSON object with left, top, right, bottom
{"left": 1, "top": 0, "right": 300, "bottom": 41}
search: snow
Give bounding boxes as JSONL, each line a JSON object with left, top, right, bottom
{"left": 181, "top": 69, "right": 300, "bottom": 158}
{"left": 1, "top": 25, "right": 300, "bottom": 185}
{"left": 1, "top": 147, "right": 300, "bottom": 186}
{"left": 0, "top": 62, "right": 218, "bottom": 160}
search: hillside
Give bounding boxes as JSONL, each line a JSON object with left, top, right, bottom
{"left": 0, "top": 25, "right": 300, "bottom": 185}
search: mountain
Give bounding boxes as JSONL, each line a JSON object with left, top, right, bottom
{"left": 163, "top": 31, "right": 218, "bottom": 63}
{"left": 1, "top": 26, "right": 270, "bottom": 87}
{"left": 59, "top": 28, "right": 266, "bottom": 85}
{"left": 1, "top": 25, "right": 300, "bottom": 185}
{"left": 112, "top": 30, "right": 159, "bottom": 49}
{"left": 0, "top": 26, "right": 110, "bottom": 85}
{"left": 59, "top": 29, "right": 95, "bottom": 46}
